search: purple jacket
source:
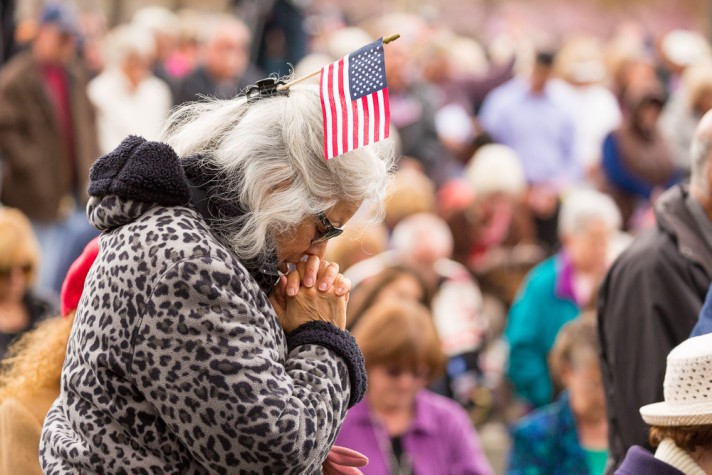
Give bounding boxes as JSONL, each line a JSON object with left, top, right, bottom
{"left": 615, "top": 446, "right": 684, "bottom": 475}
{"left": 335, "top": 390, "right": 494, "bottom": 475}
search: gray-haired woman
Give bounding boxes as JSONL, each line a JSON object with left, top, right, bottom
{"left": 39, "top": 81, "right": 395, "bottom": 473}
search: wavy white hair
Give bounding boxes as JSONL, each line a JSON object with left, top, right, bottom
{"left": 161, "top": 84, "right": 396, "bottom": 261}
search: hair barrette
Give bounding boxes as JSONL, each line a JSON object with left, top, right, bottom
{"left": 244, "top": 78, "right": 289, "bottom": 103}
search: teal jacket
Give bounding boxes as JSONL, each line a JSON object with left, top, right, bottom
{"left": 505, "top": 254, "right": 580, "bottom": 407}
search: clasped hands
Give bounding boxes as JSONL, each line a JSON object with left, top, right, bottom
{"left": 269, "top": 256, "right": 351, "bottom": 333}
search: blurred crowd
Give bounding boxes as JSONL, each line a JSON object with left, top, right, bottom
{"left": 3, "top": 0, "right": 712, "bottom": 474}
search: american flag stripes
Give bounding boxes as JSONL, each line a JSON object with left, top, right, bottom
{"left": 320, "top": 38, "right": 390, "bottom": 160}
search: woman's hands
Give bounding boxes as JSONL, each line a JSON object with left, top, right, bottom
{"left": 269, "top": 257, "right": 352, "bottom": 333}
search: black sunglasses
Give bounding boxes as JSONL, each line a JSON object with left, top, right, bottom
{"left": 311, "top": 212, "right": 344, "bottom": 244}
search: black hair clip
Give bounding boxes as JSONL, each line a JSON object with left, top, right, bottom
{"left": 244, "top": 78, "right": 289, "bottom": 103}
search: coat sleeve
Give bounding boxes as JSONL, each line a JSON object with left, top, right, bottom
{"left": 597, "top": 245, "right": 701, "bottom": 468}
{"left": 131, "top": 256, "right": 364, "bottom": 474}
{"left": 0, "top": 75, "right": 46, "bottom": 176}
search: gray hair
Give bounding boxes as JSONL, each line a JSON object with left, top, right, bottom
{"left": 391, "top": 212, "right": 454, "bottom": 260}
{"left": 558, "top": 189, "right": 621, "bottom": 237}
{"left": 102, "top": 24, "right": 156, "bottom": 68}
{"left": 161, "top": 84, "right": 396, "bottom": 261}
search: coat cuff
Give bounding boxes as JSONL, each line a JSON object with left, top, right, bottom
{"left": 286, "top": 321, "right": 366, "bottom": 408}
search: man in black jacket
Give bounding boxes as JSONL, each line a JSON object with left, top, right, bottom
{"left": 598, "top": 110, "right": 712, "bottom": 472}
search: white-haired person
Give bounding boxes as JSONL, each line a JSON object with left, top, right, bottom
{"left": 87, "top": 24, "right": 172, "bottom": 155}
{"left": 346, "top": 213, "right": 490, "bottom": 408}
{"left": 39, "top": 80, "right": 395, "bottom": 473}
{"left": 617, "top": 332, "right": 712, "bottom": 474}
{"left": 505, "top": 189, "right": 621, "bottom": 408}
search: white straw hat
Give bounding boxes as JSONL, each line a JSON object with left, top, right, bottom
{"left": 640, "top": 333, "right": 712, "bottom": 426}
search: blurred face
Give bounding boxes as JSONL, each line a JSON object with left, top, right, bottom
{"left": 122, "top": 53, "right": 151, "bottom": 89}
{"left": 373, "top": 274, "right": 424, "bottom": 305}
{"left": 367, "top": 364, "right": 428, "bottom": 412}
{"left": 564, "top": 219, "right": 612, "bottom": 276}
{"left": 33, "top": 24, "right": 76, "bottom": 64}
{"left": 637, "top": 102, "right": 662, "bottom": 132}
{"left": 204, "top": 29, "right": 249, "bottom": 81}
{"left": 274, "top": 200, "right": 360, "bottom": 270}
{"left": 562, "top": 358, "right": 606, "bottom": 424}
{"left": 0, "top": 263, "right": 32, "bottom": 303}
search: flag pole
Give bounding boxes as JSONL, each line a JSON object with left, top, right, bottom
{"left": 276, "top": 34, "right": 400, "bottom": 92}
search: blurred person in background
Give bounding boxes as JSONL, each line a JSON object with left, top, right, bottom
{"left": 336, "top": 300, "right": 494, "bottom": 475}
{"left": 439, "top": 143, "right": 539, "bottom": 306}
{"left": 164, "top": 10, "right": 201, "bottom": 80}
{"left": 131, "top": 6, "right": 178, "bottom": 88}
{"left": 509, "top": 315, "right": 608, "bottom": 475}
{"left": 660, "top": 62, "right": 712, "bottom": 178}
{"left": 0, "top": 208, "right": 56, "bottom": 360}
{"left": 88, "top": 24, "right": 172, "bottom": 155}
{"left": 346, "top": 265, "right": 432, "bottom": 331}
{"left": 0, "top": 5, "right": 99, "bottom": 293}
{"left": 617, "top": 332, "right": 712, "bottom": 475}
{"left": 555, "top": 35, "right": 622, "bottom": 179}
{"left": 0, "top": 238, "right": 96, "bottom": 475}
{"left": 601, "top": 82, "right": 677, "bottom": 230}
{"left": 173, "top": 15, "right": 262, "bottom": 106}
{"left": 377, "top": 14, "right": 456, "bottom": 187}
{"left": 657, "top": 29, "right": 711, "bottom": 95}
{"left": 506, "top": 189, "right": 621, "bottom": 409}
{"left": 347, "top": 212, "right": 491, "bottom": 408}
{"left": 598, "top": 109, "right": 712, "bottom": 471}
{"left": 479, "top": 50, "right": 581, "bottom": 250}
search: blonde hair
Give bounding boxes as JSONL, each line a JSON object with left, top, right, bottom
{"left": 0, "top": 313, "right": 74, "bottom": 403}
{"left": 0, "top": 207, "right": 40, "bottom": 285}
{"left": 162, "top": 84, "right": 396, "bottom": 262}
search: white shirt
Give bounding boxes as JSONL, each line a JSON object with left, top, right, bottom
{"left": 88, "top": 69, "right": 172, "bottom": 155}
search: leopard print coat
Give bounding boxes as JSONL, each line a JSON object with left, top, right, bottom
{"left": 39, "top": 137, "right": 367, "bottom": 474}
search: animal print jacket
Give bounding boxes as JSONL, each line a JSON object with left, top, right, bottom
{"left": 40, "top": 136, "right": 367, "bottom": 474}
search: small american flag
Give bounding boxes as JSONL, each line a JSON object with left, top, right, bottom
{"left": 320, "top": 37, "right": 390, "bottom": 160}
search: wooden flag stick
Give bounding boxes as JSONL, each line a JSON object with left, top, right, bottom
{"left": 276, "top": 34, "right": 400, "bottom": 91}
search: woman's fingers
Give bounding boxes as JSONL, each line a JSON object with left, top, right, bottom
{"left": 317, "top": 261, "right": 340, "bottom": 292}
{"left": 333, "top": 274, "right": 351, "bottom": 297}
{"left": 301, "top": 255, "right": 321, "bottom": 288}
{"left": 285, "top": 269, "right": 302, "bottom": 297}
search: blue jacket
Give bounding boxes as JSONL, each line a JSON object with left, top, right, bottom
{"left": 505, "top": 254, "right": 580, "bottom": 407}
{"left": 508, "top": 392, "right": 589, "bottom": 475}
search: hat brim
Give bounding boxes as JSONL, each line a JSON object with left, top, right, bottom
{"left": 640, "top": 401, "right": 712, "bottom": 426}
